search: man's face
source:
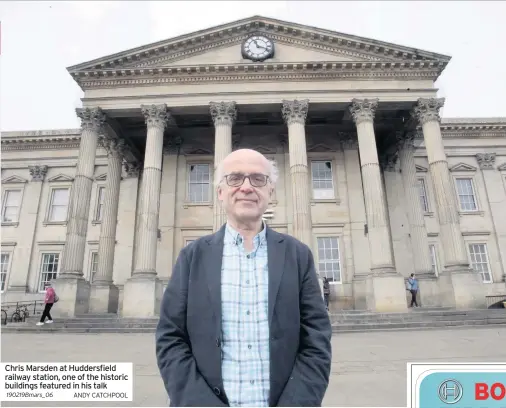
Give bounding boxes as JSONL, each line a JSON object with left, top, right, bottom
{"left": 217, "top": 151, "right": 273, "bottom": 224}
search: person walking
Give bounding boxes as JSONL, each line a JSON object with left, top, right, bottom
{"left": 407, "top": 273, "right": 419, "bottom": 308}
{"left": 156, "top": 148, "right": 332, "bottom": 407}
{"left": 323, "top": 277, "right": 330, "bottom": 311}
{"left": 36, "top": 281, "right": 57, "bottom": 326}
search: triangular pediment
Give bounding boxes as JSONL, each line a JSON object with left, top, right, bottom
{"left": 415, "top": 164, "right": 428, "bottom": 172}
{"left": 497, "top": 162, "right": 506, "bottom": 171}
{"left": 68, "top": 16, "right": 450, "bottom": 74}
{"left": 184, "top": 147, "right": 213, "bottom": 155}
{"left": 449, "top": 163, "right": 477, "bottom": 172}
{"left": 47, "top": 174, "right": 74, "bottom": 182}
{"left": 2, "top": 175, "right": 28, "bottom": 184}
{"left": 249, "top": 145, "right": 276, "bottom": 154}
{"left": 95, "top": 173, "right": 107, "bottom": 181}
{"left": 308, "top": 143, "right": 334, "bottom": 152}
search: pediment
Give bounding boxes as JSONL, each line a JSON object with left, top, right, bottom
{"left": 449, "top": 163, "right": 477, "bottom": 172}
{"left": 95, "top": 173, "right": 107, "bottom": 181}
{"left": 47, "top": 174, "right": 74, "bottom": 182}
{"left": 68, "top": 16, "right": 450, "bottom": 75}
{"left": 415, "top": 164, "right": 428, "bottom": 172}
{"left": 2, "top": 175, "right": 28, "bottom": 184}
{"left": 497, "top": 162, "right": 506, "bottom": 171}
{"left": 307, "top": 143, "right": 335, "bottom": 152}
{"left": 248, "top": 145, "right": 276, "bottom": 154}
{"left": 184, "top": 147, "right": 213, "bottom": 155}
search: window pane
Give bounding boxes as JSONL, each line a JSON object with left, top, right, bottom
{"left": 316, "top": 237, "right": 341, "bottom": 282}
{"left": 39, "top": 253, "right": 60, "bottom": 291}
{"left": 52, "top": 189, "right": 69, "bottom": 205}
{"left": 456, "top": 179, "right": 477, "bottom": 211}
{"left": 469, "top": 244, "right": 492, "bottom": 283}
{"left": 5, "top": 190, "right": 21, "bottom": 206}
{"left": 0, "top": 253, "right": 9, "bottom": 291}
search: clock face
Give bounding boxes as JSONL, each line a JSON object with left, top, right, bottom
{"left": 242, "top": 35, "right": 274, "bottom": 61}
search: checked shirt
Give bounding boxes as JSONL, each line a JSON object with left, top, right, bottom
{"left": 221, "top": 223, "right": 270, "bottom": 407}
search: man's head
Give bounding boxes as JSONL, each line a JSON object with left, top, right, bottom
{"left": 215, "top": 149, "right": 278, "bottom": 226}
{"left": 410, "top": 273, "right": 415, "bottom": 278}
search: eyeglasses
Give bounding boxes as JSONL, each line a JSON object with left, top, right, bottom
{"left": 223, "top": 173, "right": 269, "bottom": 187}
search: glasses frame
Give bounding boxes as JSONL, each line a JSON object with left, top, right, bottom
{"left": 223, "top": 173, "right": 270, "bottom": 188}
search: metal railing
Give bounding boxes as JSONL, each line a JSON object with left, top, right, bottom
{"left": 1, "top": 301, "right": 44, "bottom": 326}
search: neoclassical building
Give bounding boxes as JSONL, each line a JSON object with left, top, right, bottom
{"left": 1, "top": 16, "right": 505, "bottom": 317}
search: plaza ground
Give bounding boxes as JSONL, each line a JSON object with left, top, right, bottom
{"left": 2, "top": 326, "right": 506, "bottom": 407}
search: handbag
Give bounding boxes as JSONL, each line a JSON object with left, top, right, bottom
{"left": 54, "top": 294, "right": 59, "bottom": 303}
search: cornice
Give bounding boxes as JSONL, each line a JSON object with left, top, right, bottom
{"left": 67, "top": 16, "right": 450, "bottom": 74}
{"left": 72, "top": 61, "right": 446, "bottom": 90}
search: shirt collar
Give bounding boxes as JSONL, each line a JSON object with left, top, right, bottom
{"left": 225, "top": 221, "right": 267, "bottom": 246}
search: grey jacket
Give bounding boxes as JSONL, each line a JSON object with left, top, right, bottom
{"left": 155, "top": 225, "right": 332, "bottom": 407}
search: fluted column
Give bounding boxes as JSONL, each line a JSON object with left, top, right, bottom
{"left": 282, "top": 99, "right": 312, "bottom": 248}
{"left": 132, "top": 104, "right": 169, "bottom": 276}
{"left": 350, "top": 99, "right": 395, "bottom": 273}
{"left": 60, "top": 107, "right": 106, "bottom": 278}
{"left": 397, "top": 131, "right": 433, "bottom": 276}
{"left": 413, "top": 98, "right": 469, "bottom": 271}
{"left": 210, "top": 101, "right": 236, "bottom": 232}
{"left": 94, "top": 137, "right": 125, "bottom": 284}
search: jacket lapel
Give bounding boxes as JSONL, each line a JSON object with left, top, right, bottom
{"left": 204, "top": 225, "right": 226, "bottom": 334}
{"left": 267, "top": 227, "right": 286, "bottom": 326}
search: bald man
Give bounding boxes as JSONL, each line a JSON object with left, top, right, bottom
{"left": 156, "top": 149, "right": 332, "bottom": 407}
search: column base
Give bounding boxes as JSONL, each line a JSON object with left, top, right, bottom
{"left": 416, "top": 274, "right": 441, "bottom": 307}
{"left": 51, "top": 276, "right": 90, "bottom": 318}
{"left": 368, "top": 273, "right": 408, "bottom": 312}
{"left": 352, "top": 274, "right": 370, "bottom": 310}
{"left": 89, "top": 283, "right": 119, "bottom": 314}
{"left": 439, "top": 267, "right": 487, "bottom": 309}
{"left": 121, "top": 275, "right": 164, "bottom": 318}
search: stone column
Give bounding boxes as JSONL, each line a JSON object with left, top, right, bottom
{"left": 397, "top": 132, "right": 433, "bottom": 276}
{"left": 89, "top": 137, "right": 125, "bottom": 314}
{"left": 476, "top": 153, "right": 506, "bottom": 283}
{"left": 281, "top": 99, "right": 312, "bottom": 249}
{"left": 7, "top": 166, "right": 47, "bottom": 293}
{"left": 413, "top": 98, "right": 485, "bottom": 308}
{"left": 210, "top": 101, "right": 236, "bottom": 232}
{"left": 53, "top": 107, "right": 106, "bottom": 318}
{"left": 122, "top": 104, "right": 169, "bottom": 318}
{"left": 350, "top": 99, "right": 406, "bottom": 311}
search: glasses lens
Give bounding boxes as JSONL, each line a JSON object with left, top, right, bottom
{"left": 227, "top": 174, "right": 244, "bottom": 186}
{"left": 249, "top": 174, "right": 267, "bottom": 187}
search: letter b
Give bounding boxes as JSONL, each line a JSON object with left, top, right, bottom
{"left": 475, "top": 383, "right": 489, "bottom": 400}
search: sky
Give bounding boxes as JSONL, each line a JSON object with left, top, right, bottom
{"left": 0, "top": 1, "right": 505, "bottom": 132}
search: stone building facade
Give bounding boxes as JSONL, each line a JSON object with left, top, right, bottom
{"left": 1, "top": 16, "right": 505, "bottom": 317}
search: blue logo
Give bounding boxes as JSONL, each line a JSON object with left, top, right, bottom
{"left": 438, "top": 379, "right": 463, "bottom": 404}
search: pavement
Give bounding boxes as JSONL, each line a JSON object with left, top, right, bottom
{"left": 1, "top": 326, "right": 505, "bottom": 407}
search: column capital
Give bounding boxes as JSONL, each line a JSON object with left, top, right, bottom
{"left": 28, "top": 165, "right": 48, "bottom": 182}
{"left": 209, "top": 101, "right": 237, "bottom": 127}
{"left": 412, "top": 97, "right": 445, "bottom": 125}
{"left": 163, "top": 136, "right": 182, "bottom": 155}
{"left": 101, "top": 137, "right": 126, "bottom": 159}
{"left": 396, "top": 130, "right": 420, "bottom": 149}
{"left": 476, "top": 153, "right": 496, "bottom": 170}
{"left": 349, "top": 98, "right": 378, "bottom": 125}
{"left": 76, "top": 107, "right": 106, "bottom": 132}
{"left": 282, "top": 99, "right": 309, "bottom": 125}
{"left": 123, "top": 161, "right": 141, "bottom": 178}
{"left": 339, "top": 132, "right": 358, "bottom": 150}
{"left": 141, "top": 104, "right": 170, "bottom": 130}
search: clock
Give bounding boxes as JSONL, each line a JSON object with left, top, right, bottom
{"left": 242, "top": 35, "right": 274, "bottom": 62}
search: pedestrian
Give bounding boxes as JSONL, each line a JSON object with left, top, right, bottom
{"left": 36, "top": 281, "right": 58, "bottom": 326}
{"left": 407, "top": 273, "right": 419, "bottom": 308}
{"left": 156, "top": 148, "right": 332, "bottom": 407}
{"left": 323, "top": 277, "right": 330, "bottom": 311}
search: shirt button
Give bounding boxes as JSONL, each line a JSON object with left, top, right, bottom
{"left": 246, "top": 311, "right": 250, "bottom": 315}
{"left": 250, "top": 380, "right": 254, "bottom": 385}
{"left": 247, "top": 255, "right": 250, "bottom": 259}
{"left": 248, "top": 344, "right": 252, "bottom": 349}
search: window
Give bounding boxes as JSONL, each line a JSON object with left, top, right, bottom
{"left": 90, "top": 252, "right": 99, "bottom": 282}
{"left": 39, "top": 253, "right": 60, "bottom": 291}
{"left": 95, "top": 187, "right": 105, "bottom": 221}
{"left": 311, "top": 161, "right": 334, "bottom": 199}
{"left": 316, "top": 237, "right": 341, "bottom": 283}
{"left": 49, "top": 188, "right": 70, "bottom": 222}
{"left": 417, "top": 178, "right": 429, "bottom": 213}
{"left": 429, "top": 244, "right": 439, "bottom": 276}
{"left": 468, "top": 244, "right": 492, "bottom": 283}
{"left": 2, "top": 190, "right": 21, "bottom": 223}
{"left": 455, "top": 178, "right": 477, "bottom": 211}
{"left": 1, "top": 253, "right": 9, "bottom": 292}
{"left": 188, "top": 164, "right": 210, "bottom": 203}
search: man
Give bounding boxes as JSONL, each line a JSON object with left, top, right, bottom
{"left": 323, "top": 277, "right": 330, "bottom": 311}
{"left": 156, "top": 149, "right": 332, "bottom": 407}
{"left": 407, "top": 273, "right": 419, "bottom": 308}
